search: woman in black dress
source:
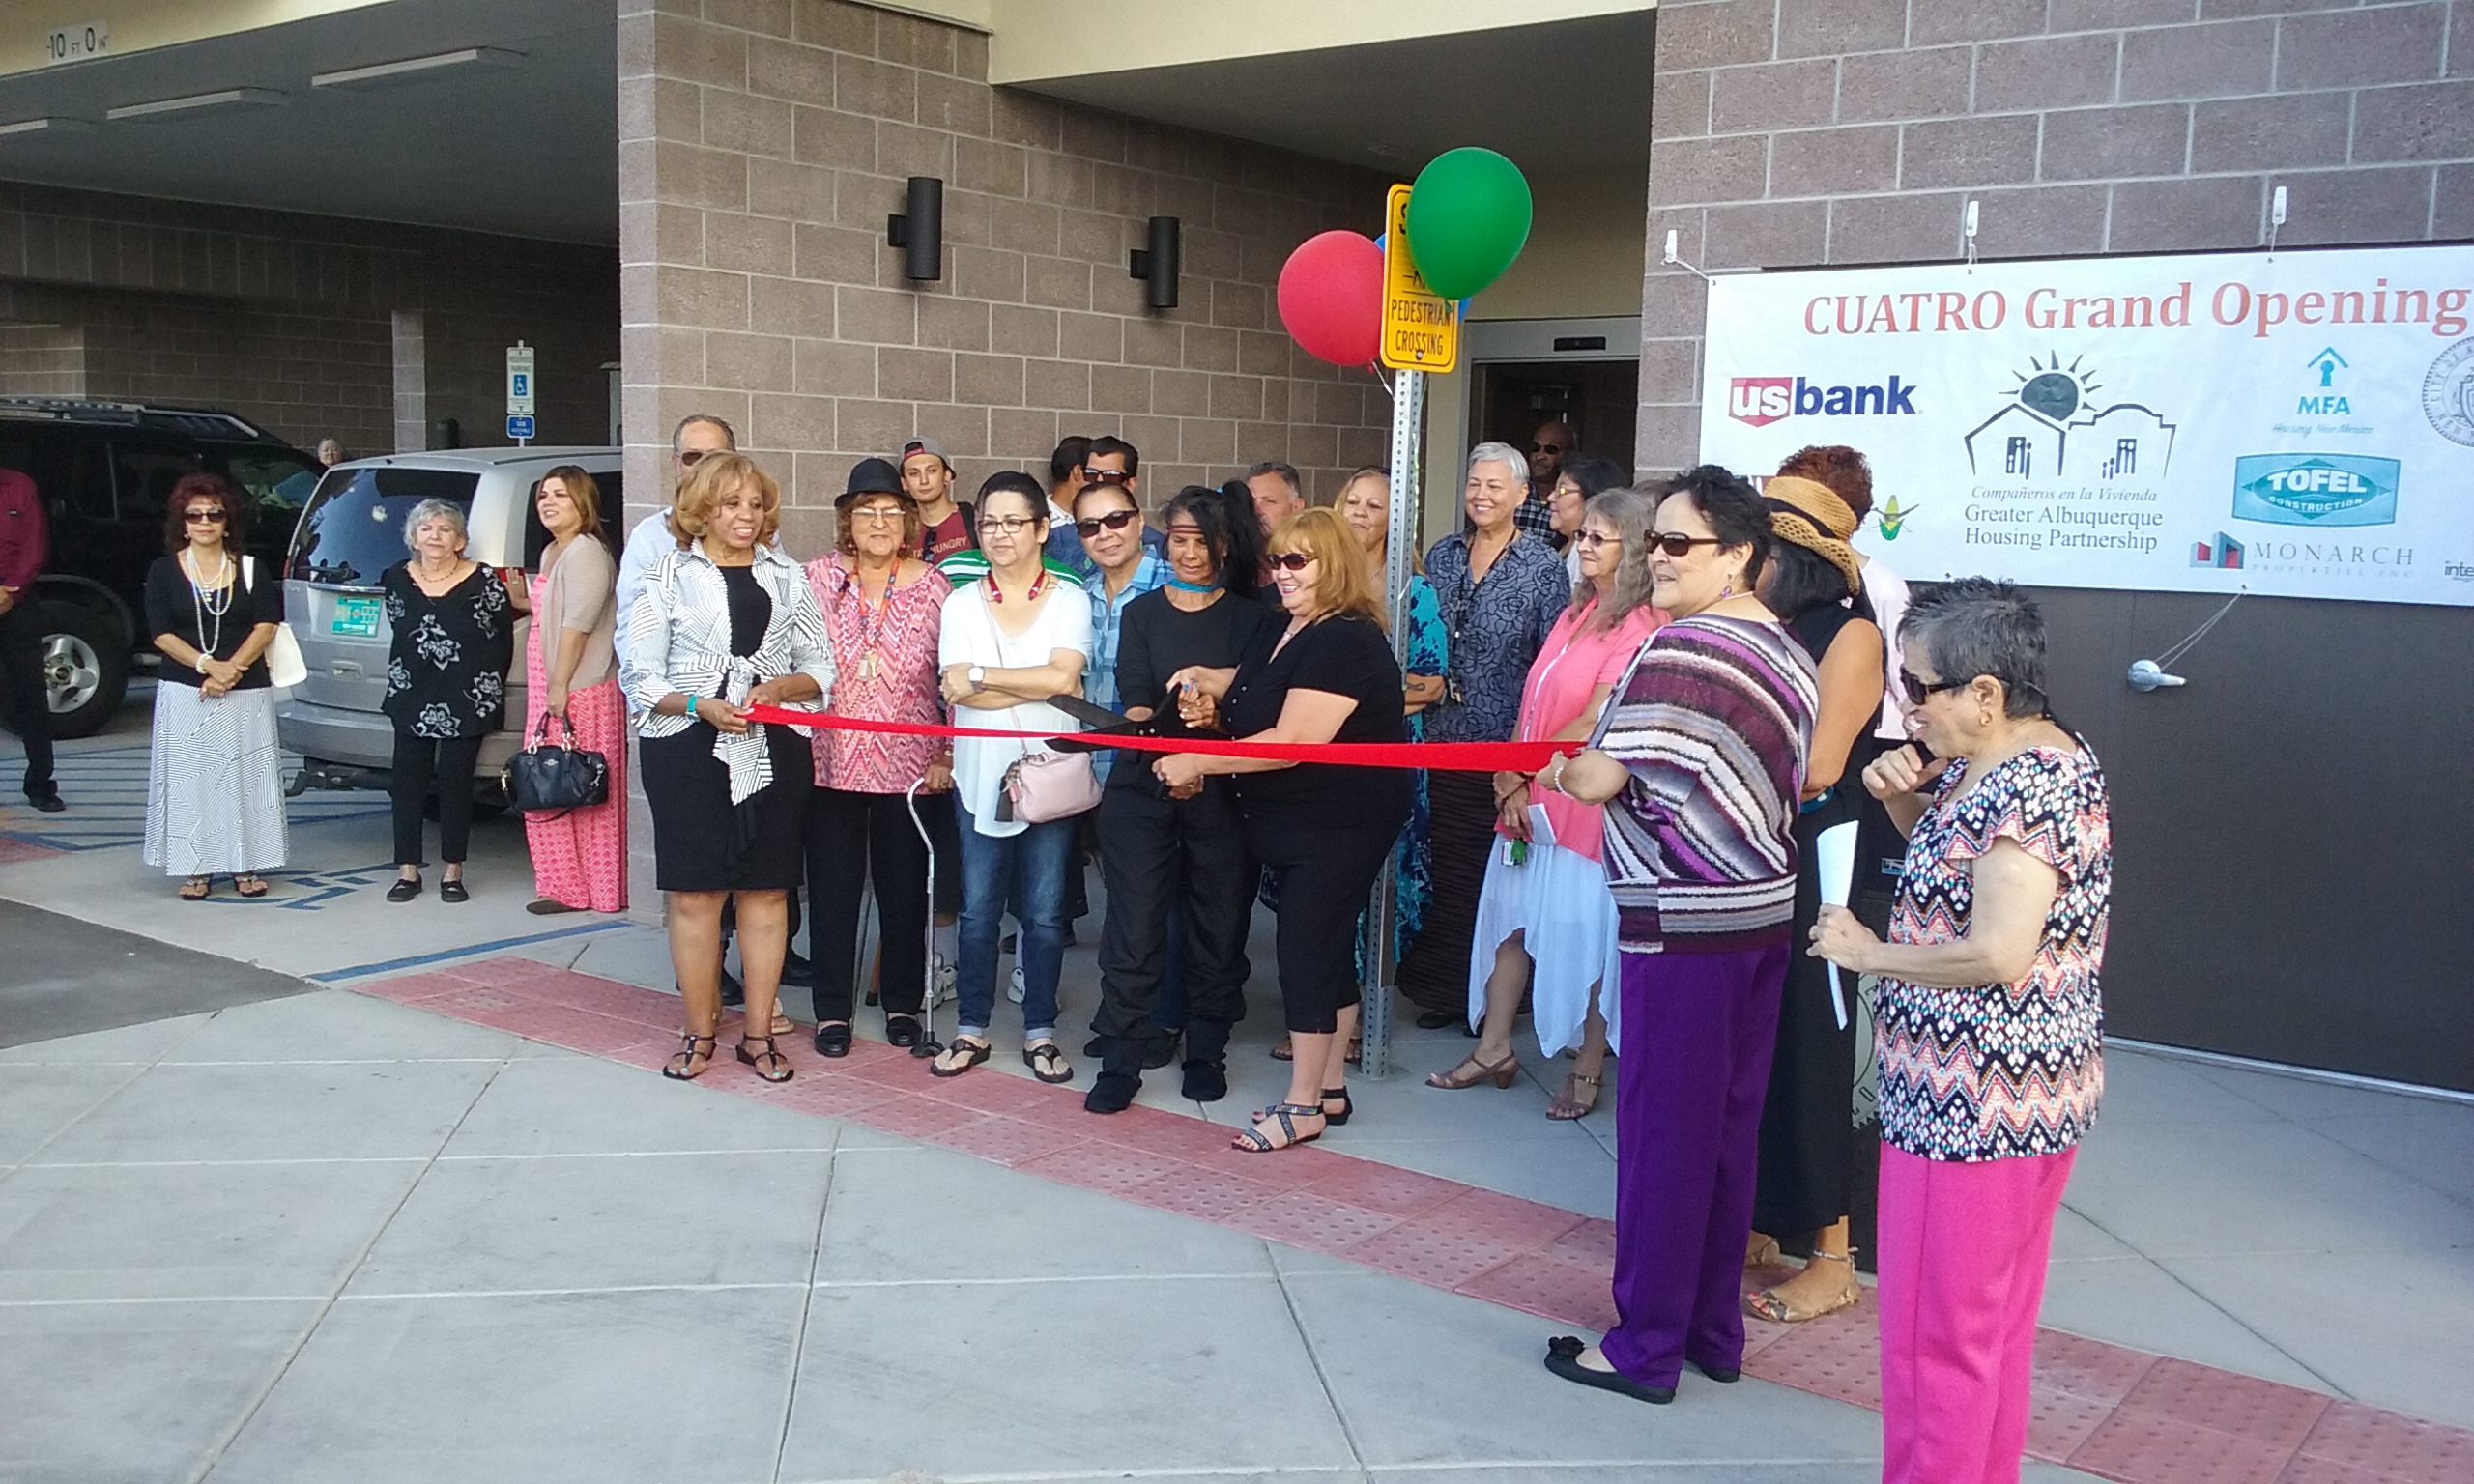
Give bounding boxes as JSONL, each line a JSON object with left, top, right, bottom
{"left": 1744, "top": 474, "right": 1886, "bottom": 1324}
{"left": 1154, "top": 507, "right": 1410, "bottom": 1153}
{"left": 619, "top": 453, "right": 833, "bottom": 1084}
{"left": 1084, "top": 482, "right": 1272, "bottom": 1113}
{"left": 383, "top": 499, "right": 518, "bottom": 903}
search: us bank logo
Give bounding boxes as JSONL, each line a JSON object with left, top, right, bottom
{"left": 2231, "top": 453, "right": 2399, "bottom": 528}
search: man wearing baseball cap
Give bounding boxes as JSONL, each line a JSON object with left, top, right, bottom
{"left": 900, "top": 436, "right": 975, "bottom": 562}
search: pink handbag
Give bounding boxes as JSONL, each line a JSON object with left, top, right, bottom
{"left": 998, "top": 746, "right": 1101, "bottom": 824}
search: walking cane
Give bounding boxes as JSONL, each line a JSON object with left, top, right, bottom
{"left": 905, "top": 777, "right": 943, "bottom": 1060}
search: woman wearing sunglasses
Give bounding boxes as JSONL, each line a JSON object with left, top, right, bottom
{"left": 1430, "top": 486, "right": 1664, "bottom": 1119}
{"left": 1531, "top": 465, "right": 1817, "bottom": 1406}
{"left": 1811, "top": 579, "right": 2109, "bottom": 1484}
{"left": 1154, "top": 508, "right": 1409, "bottom": 1153}
{"left": 1084, "top": 482, "right": 1273, "bottom": 1112}
{"left": 142, "top": 473, "right": 289, "bottom": 900}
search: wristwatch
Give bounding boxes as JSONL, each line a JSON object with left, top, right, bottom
{"left": 967, "top": 664, "right": 986, "bottom": 692}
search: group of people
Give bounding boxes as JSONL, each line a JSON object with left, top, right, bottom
{"left": 112, "top": 407, "right": 2110, "bottom": 1484}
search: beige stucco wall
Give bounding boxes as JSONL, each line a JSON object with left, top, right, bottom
{"left": 986, "top": 0, "right": 1654, "bottom": 82}
{"left": 1466, "top": 167, "right": 1649, "bottom": 322}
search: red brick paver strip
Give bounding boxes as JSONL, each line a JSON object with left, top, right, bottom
{"left": 360, "top": 957, "right": 2471, "bottom": 1484}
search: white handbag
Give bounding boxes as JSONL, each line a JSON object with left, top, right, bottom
{"left": 244, "top": 556, "right": 309, "bottom": 688}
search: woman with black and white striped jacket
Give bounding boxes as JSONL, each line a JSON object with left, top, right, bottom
{"left": 619, "top": 452, "right": 833, "bottom": 1085}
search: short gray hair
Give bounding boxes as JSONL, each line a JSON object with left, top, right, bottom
{"left": 1573, "top": 487, "right": 1657, "bottom": 632}
{"left": 402, "top": 499, "right": 469, "bottom": 552}
{"left": 1898, "top": 577, "right": 2050, "bottom": 719}
{"left": 671, "top": 414, "right": 737, "bottom": 454}
{"left": 1466, "top": 441, "right": 1528, "bottom": 489}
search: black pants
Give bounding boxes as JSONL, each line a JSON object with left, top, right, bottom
{"left": 1091, "top": 783, "right": 1252, "bottom": 1042}
{"left": 0, "top": 601, "right": 54, "bottom": 797}
{"left": 391, "top": 732, "right": 482, "bottom": 865}
{"left": 1246, "top": 813, "right": 1397, "bottom": 1036}
{"left": 805, "top": 785, "right": 929, "bottom": 1022}
{"left": 1394, "top": 769, "right": 1494, "bottom": 1013}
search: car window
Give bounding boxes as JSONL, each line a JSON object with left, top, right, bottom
{"left": 111, "top": 443, "right": 203, "bottom": 526}
{"left": 221, "top": 448, "right": 323, "bottom": 512}
{"left": 289, "top": 466, "right": 481, "bottom": 586}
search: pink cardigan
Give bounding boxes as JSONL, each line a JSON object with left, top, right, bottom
{"left": 1510, "top": 599, "right": 1665, "bottom": 861}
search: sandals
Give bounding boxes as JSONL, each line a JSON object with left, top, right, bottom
{"left": 736, "top": 1035, "right": 794, "bottom": 1084}
{"left": 1547, "top": 1070, "right": 1603, "bottom": 1121}
{"left": 234, "top": 874, "right": 270, "bottom": 899}
{"left": 1745, "top": 1233, "right": 1783, "bottom": 1270}
{"left": 1233, "top": 1103, "right": 1325, "bottom": 1153}
{"left": 1426, "top": 1052, "right": 1519, "bottom": 1090}
{"left": 1253, "top": 1088, "right": 1351, "bottom": 1126}
{"left": 179, "top": 876, "right": 213, "bottom": 901}
{"left": 1744, "top": 1250, "right": 1861, "bottom": 1324}
{"left": 931, "top": 1036, "right": 992, "bottom": 1078}
{"left": 1023, "top": 1041, "right": 1073, "bottom": 1084}
{"left": 662, "top": 1032, "right": 717, "bottom": 1081}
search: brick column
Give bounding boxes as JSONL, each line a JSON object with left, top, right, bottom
{"left": 390, "top": 309, "right": 427, "bottom": 453}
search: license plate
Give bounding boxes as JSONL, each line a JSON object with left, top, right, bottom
{"left": 331, "top": 594, "right": 382, "bottom": 637}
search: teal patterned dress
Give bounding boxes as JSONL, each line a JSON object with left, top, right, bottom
{"left": 1391, "top": 575, "right": 1446, "bottom": 958}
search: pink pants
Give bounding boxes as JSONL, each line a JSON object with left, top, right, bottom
{"left": 1876, "top": 1143, "right": 2076, "bottom": 1484}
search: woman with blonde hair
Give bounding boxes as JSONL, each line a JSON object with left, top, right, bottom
{"left": 1155, "top": 508, "right": 1409, "bottom": 1152}
{"left": 523, "top": 465, "right": 626, "bottom": 915}
{"left": 622, "top": 452, "right": 832, "bottom": 1084}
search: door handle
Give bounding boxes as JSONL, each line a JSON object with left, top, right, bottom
{"left": 330, "top": 661, "right": 361, "bottom": 676}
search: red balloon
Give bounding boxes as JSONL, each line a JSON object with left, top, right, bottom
{"left": 1277, "top": 231, "right": 1384, "bottom": 366}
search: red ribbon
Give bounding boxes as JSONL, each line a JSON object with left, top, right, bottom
{"left": 740, "top": 704, "right": 1580, "bottom": 773}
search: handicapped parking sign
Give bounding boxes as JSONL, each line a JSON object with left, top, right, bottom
{"left": 506, "top": 414, "right": 535, "bottom": 440}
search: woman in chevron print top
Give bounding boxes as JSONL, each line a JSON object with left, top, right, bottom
{"left": 1809, "top": 575, "right": 2110, "bottom": 1484}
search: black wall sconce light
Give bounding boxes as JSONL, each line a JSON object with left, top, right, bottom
{"left": 886, "top": 176, "right": 943, "bottom": 282}
{"left": 1128, "top": 215, "right": 1181, "bottom": 310}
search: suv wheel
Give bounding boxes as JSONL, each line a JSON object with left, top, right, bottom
{"left": 39, "top": 602, "right": 129, "bottom": 739}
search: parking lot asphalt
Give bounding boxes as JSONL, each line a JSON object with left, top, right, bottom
{"left": 0, "top": 898, "right": 313, "bottom": 1048}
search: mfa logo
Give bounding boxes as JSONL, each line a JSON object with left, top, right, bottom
{"left": 2299, "top": 347, "right": 2349, "bottom": 414}
{"left": 2191, "top": 533, "right": 2245, "bottom": 570}
{"left": 1727, "top": 375, "right": 1918, "bottom": 428}
{"left": 2231, "top": 453, "right": 2400, "bottom": 527}
{"left": 2425, "top": 338, "right": 2474, "bottom": 447}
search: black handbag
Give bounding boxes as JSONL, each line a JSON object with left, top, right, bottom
{"left": 503, "top": 713, "right": 611, "bottom": 815}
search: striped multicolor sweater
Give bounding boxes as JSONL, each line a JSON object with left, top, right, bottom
{"left": 1591, "top": 614, "right": 1817, "bottom": 954}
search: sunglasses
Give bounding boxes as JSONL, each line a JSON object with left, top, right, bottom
{"left": 1898, "top": 670, "right": 1971, "bottom": 705}
{"left": 677, "top": 447, "right": 719, "bottom": 468}
{"left": 1074, "top": 508, "right": 1140, "bottom": 537}
{"left": 1530, "top": 442, "right": 1563, "bottom": 454}
{"left": 1081, "top": 467, "right": 1134, "bottom": 484}
{"left": 1266, "top": 552, "right": 1315, "bottom": 572}
{"left": 1642, "top": 532, "right": 1726, "bottom": 557}
{"left": 184, "top": 508, "right": 228, "bottom": 524}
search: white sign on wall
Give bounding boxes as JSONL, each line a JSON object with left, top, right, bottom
{"left": 1697, "top": 245, "right": 2474, "bottom": 607}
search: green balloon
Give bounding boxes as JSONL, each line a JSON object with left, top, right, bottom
{"left": 1404, "top": 148, "right": 1533, "bottom": 300}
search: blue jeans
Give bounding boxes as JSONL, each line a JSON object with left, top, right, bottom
{"left": 955, "top": 802, "right": 1076, "bottom": 1040}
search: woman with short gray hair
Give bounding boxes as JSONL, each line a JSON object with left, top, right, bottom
{"left": 1810, "top": 577, "right": 2110, "bottom": 1483}
{"left": 382, "top": 498, "right": 519, "bottom": 902}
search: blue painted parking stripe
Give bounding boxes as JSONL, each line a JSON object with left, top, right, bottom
{"left": 309, "top": 920, "right": 632, "bottom": 983}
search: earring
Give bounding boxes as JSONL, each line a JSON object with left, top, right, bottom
{"left": 1719, "top": 579, "right": 1735, "bottom": 599}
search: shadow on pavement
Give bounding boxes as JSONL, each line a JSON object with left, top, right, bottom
{"left": 0, "top": 898, "right": 313, "bottom": 1048}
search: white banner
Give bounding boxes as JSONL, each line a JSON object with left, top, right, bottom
{"left": 1697, "top": 245, "right": 2474, "bottom": 607}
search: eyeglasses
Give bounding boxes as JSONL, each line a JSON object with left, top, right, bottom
{"left": 1266, "top": 552, "right": 1315, "bottom": 572}
{"left": 1898, "top": 670, "right": 1971, "bottom": 706}
{"left": 1081, "top": 467, "right": 1133, "bottom": 484}
{"left": 847, "top": 505, "right": 906, "bottom": 524}
{"left": 1074, "top": 508, "right": 1141, "bottom": 537}
{"left": 981, "top": 514, "right": 1040, "bottom": 535}
{"left": 1643, "top": 532, "right": 1726, "bottom": 557}
{"left": 184, "top": 508, "right": 228, "bottom": 524}
{"left": 1569, "top": 529, "right": 1614, "bottom": 550}
{"left": 1530, "top": 442, "right": 1563, "bottom": 455}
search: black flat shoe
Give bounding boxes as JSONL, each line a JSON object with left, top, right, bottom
{"left": 1083, "top": 1070, "right": 1138, "bottom": 1114}
{"left": 1545, "top": 1337, "right": 1674, "bottom": 1405}
{"left": 386, "top": 877, "right": 422, "bottom": 902}
{"left": 439, "top": 878, "right": 469, "bottom": 903}
{"left": 1181, "top": 1058, "right": 1228, "bottom": 1103}
{"left": 1415, "top": 1010, "right": 1457, "bottom": 1030}
{"left": 24, "top": 791, "right": 65, "bottom": 813}
{"left": 812, "top": 1022, "right": 852, "bottom": 1058}
{"left": 1692, "top": 1359, "right": 1741, "bottom": 1384}
{"left": 884, "top": 1014, "right": 921, "bottom": 1048}
{"left": 1142, "top": 1029, "right": 1181, "bottom": 1070}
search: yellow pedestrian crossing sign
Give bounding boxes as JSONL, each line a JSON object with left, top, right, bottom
{"left": 1380, "top": 184, "right": 1459, "bottom": 373}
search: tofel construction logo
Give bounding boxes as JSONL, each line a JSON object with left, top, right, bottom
{"left": 1729, "top": 376, "right": 1920, "bottom": 428}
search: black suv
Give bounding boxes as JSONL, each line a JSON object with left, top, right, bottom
{"left": 0, "top": 398, "right": 321, "bottom": 737}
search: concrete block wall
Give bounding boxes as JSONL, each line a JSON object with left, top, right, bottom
{"left": 0, "top": 322, "right": 87, "bottom": 396}
{"left": 0, "top": 184, "right": 618, "bottom": 456}
{"left": 1637, "top": 0, "right": 2474, "bottom": 473}
{"left": 616, "top": 0, "right": 1393, "bottom": 560}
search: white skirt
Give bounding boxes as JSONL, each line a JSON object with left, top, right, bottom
{"left": 144, "top": 683, "right": 288, "bottom": 878}
{"left": 1467, "top": 804, "right": 1623, "bottom": 1057}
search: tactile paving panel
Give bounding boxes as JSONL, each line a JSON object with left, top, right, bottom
{"left": 2036, "top": 1328, "right": 2161, "bottom": 1405}
{"left": 1294, "top": 1157, "right": 1464, "bottom": 1217}
{"left": 1118, "top": 1164, "right": 1285, "bottom": 1223}
{"left": 2291, "top": 1401, "right": 2474, "bottom": 1484}
{"left": 2026, "top": 1384, "right": 2122, "bottom": 1464}
{"left": 1340, "top": 1218, "right": 1542, "bottom": 1289}
{"left": 1743, "top": 1300, "right": 1884, "bottom": 1412}
{"left": 765, "top": 1075, "right": 905, "bottom": 1121}
{"left": 851, "top": 1094, "right": 985, "bottom": 1140}
{"left": 518, "top": 973, "right": 677, "bottom": 1026}
{"left": 1015, "top": 1140, "right": 1193, "bottom": 1195}
{"left": 433, "top": 956, "right": 551, "bottom": 988}
{"left": 1421, "top": 1186, "right": 1588, "bottom": 1252}
{"left": 2067, "top": 1407, "right": 2314, "bottom": 1484}
{"left": 0, "top": 836, "right": 66, "bottom": 864}
{"left": 1090, "top": 1105, "right": 1260, "bottom": 1160}
{"left": 2114, "top": 1359, "right": 2332, "bottom": 1453}
{"left": 1542, "top": 1217, "right": 1617, "bottom": 1266}
{"left": 1229, "top": 1188, "right": 1407, "bottom": 1255}
{"left": 358, "top": 971, "right": 470, "bottom": 1002}
{"left": 1454, "top": 1251, "right": 1619, "bottom": 1333}
{"left": 917, "top": 1066, "right": 1055, "bottom": 1114}
{"left": 928, "top": 1114, "right": 1086, "bottom": 1168}
{"left": 407, "top": 983, "right": 532, "bottom": 1014}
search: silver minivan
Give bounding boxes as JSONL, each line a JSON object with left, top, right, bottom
{"left": 277, "top": 446, "right": 623, "bottom": 801}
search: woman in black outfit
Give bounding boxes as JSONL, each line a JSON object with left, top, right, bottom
{"left": 618, "top": 453, "right": 833, "bottom": 1084}
{"left": 1743, "top": 474, "right": 1887, "bottom": 1324}
{"left": 383, "top": 499, "right": 517, "bottom": 903}
{"left": 1085, "top": 483, "right": 1273, "bottom": 1114}
{"left": 1155, "top": 507, "right": 1410, "bottom": 1153}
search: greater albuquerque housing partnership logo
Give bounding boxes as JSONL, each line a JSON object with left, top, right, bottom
{"left": 2231, "top": 453, "right": 2400, "bottom": 527}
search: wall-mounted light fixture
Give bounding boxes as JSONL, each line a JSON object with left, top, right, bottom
{"left": 886, "top": 176, "right": 943, "bottom": 282}
{"left": 0, "top": 118, "right": 93, "bottom": 138}
{"left": 311, "top": 47, "right": 525, "bottom": 92}
{"left": 106, "top": 87, "right": 285, "bottom": 122}
{"left": 1128, "top": 215, "right": 1181, "bottom": 310}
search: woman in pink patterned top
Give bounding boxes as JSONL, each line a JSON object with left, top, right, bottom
{"left": 802, "top": 459, "right": 954, "bottom": 1057}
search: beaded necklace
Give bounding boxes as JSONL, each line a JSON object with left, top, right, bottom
{"left": 184, "top": 547, "right": 235, "bottom": 671}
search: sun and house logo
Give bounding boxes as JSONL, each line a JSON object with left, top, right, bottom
{"left": 1726, "top": 374, "right": 1919, "bottom": 428}
{"left": 2191, "top": 533, "right": 2245, "bottom": 569}
{"left": 2231, "top": 453, "right": 2400, "bottom": 528}
{"left": 1875, "top": 495, "right": 1916, "bottom": 540}
{"left": 2300, "top": 347, "right": 2349, "bottom": 414}
{"left": 1963, "top": 355, "right": 2176, "bottom": 480}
